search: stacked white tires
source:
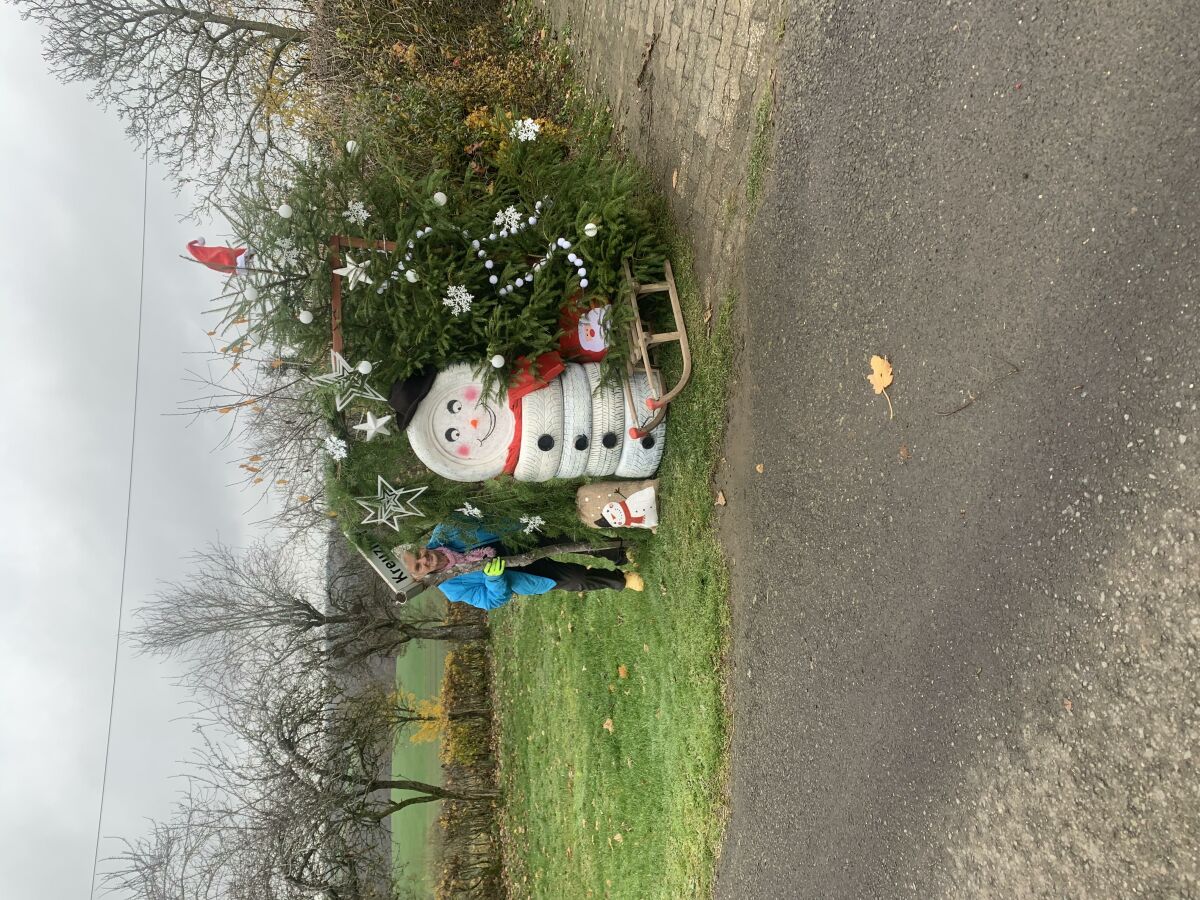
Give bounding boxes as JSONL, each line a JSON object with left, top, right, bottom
{"left": 409, "top": 362, "right": 667, "bottom": 483}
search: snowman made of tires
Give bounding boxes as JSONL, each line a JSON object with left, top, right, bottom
{"left": 389, "top": 360, "right": 666, "bottom": 483}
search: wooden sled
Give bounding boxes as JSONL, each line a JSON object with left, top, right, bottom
{"left": 620, "top": 259, "right": 693, "bottom": 438}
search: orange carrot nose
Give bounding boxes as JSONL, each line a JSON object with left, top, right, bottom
{"left": 470, "top": 418, "right": 479, "bottom": 429}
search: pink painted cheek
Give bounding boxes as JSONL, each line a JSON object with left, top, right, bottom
{"left": 455, "top": 445, "right": 471, "bottom": 457}
{"left": 463, "top": 386, "right": 480, "bottom": 402}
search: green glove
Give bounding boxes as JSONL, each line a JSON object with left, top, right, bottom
{"left": 483, "top": 558, "right": 506, "bottom": 577}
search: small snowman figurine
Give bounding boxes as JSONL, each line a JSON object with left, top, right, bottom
{"left": 597, "top": 484, "right": 659, "bottom": 529}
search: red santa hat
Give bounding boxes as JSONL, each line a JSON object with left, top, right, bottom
{"left": 187, "top": 238, "right": 247, "bottom": 274}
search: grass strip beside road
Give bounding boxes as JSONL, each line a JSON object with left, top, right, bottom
{"left": 492, "top": 242, "right": 733, "bottom": 899}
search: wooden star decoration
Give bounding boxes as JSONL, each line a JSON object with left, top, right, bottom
{"left": 310, "top": 351, "right": 387, "bottom": 411}
{"left": 356, "top": 477, "right": 427, "bottom": 531}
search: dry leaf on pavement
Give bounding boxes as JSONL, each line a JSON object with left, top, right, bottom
{"left": 714, "top": 490, "right": 727, "bottom": 506}
{"left": 867, "top": 354, "right": 895, "bottom": 419}
{"left": 755, "top": 463, "right": 764, "bottom": 473}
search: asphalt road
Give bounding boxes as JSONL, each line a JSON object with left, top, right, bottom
{"left": 716, "top": 2, "right": 1200, "bottom": 897}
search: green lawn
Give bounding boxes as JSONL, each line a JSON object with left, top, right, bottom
{"left": 391, "top": 592, "right": 451, "bottom": 897}
{"left": 492, "top": 243, "right": 733, "bottom": 899}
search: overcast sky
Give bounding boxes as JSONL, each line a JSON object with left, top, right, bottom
{"left": 0, "top": 7, "right": 279, "bottom": 896}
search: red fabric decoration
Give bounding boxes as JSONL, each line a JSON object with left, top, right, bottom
{"left": 502, "top": 351, "right": 565, "bottom": 475}
{"left": 187, "top": 239, "right": 247, "bottom": 274}
{"left": 508, "top": 352, "right": 566, "bottom": 402}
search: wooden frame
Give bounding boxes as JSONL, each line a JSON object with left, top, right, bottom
{"left": 328, "top": 235, "right": 397, "bottom": 354}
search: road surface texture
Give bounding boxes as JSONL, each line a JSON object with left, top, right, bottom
{"left": 717, "top": 1, "right": 1199, "bottom": 897}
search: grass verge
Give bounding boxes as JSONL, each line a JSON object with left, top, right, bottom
{"left": 746, "top": 91, "right": 775, "bottom": 210}
{"left": 491, "top": 235, "right": 733, "bottom": 899}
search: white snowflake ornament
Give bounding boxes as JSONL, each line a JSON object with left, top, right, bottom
{"left": 341, "top": 200, "right": 370, "bottom": 226}
{"left": 323, "top": 435, "right": 349, "bottom": 461}
{"left": 457, "top": 502, "right": 484, "bottom": 520}
{"left": 442, "top": 285, "right": 474, "bottom": 317}
{"left": 510, "top": 118, "right": 541, "bottom": 142}
{"left": 519, "top": 514, "right": 546, "bottom": 535}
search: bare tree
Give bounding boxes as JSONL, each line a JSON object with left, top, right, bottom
{"left": 131, "top": 536, "right": 488, "bottom": 672}
{"left": 107, "top": 647, "right": 493, "bottom": 900}
{"left": 16, "top": 0, "right": 311, "bottom": 205}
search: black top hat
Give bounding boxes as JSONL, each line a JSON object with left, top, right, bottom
{"left": 387, "top": 368, "right": 437, "bottom": 429}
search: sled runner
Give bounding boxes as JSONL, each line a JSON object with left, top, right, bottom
{"left": 620, "top": 259, "right": 692, "bottom": 439}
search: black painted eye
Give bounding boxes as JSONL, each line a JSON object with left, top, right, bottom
{"left": 574, "top": 435, "right": 589, "bottom": 451}
{"left": 602, "top": 432, "right": 618, "bottom": 449}
{"left": 446, "top": 400, "right": 462, "bottom": 414}
{"left": 444, "top": 428, "right": 460, "bottom": 442}
{"left": 641, "top": 435, "right": 655, "bottom": 449}
{"left": 537, "top": 435, "right": 555, "bottom": 451}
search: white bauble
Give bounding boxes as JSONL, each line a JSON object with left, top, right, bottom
{"left": 277, "top": 203, "right": 293, "bottom": 219}
{"left": 297, "top": 309, "right": 314, "bottom": 324}
{"left": 433, "top": 191, "right": 448, "bottom": 206}
{"left": 243, "top": 284, "right": 258, "bottom": 301}
{"left": 356, "top": 360, "right": 373, "bottom": 375}
{"left": 490, "top": 354, "right": 505, "bottom": 369}
{"left": 583, "top": 222, "right": 599, "bottom": 238}
{"left": 345, "top": 140, "right": 359, "bottom": 155}
{"left": 406, "top": 270, "right": 419, "bottom": 283}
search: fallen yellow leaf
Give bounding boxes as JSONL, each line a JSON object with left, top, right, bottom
{"left": 612, "top": 833, "right": 624, "bottom": 844}
{"left": 867, "top": 355, "right": 893, "bottom": 393}
{"left": 617, "top": 665, "right": 628, "bottom": 679}
{"left": 602, "top": 718, "right": 614, "bottom": 733}
{"left": 755, "top": 463, "right": 764, "bottom": 474}
{"left": 867, "top": 354, "right": 895, "bottom": 419}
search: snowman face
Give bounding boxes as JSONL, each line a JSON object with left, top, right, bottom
{"left": 407, "top": 364, "right": 515, "bottom": 481}
{"left": 578, "top": 307, "right": 609, "bottom": 353}
{"left": 601, "top": 501, "right": 627, "bottom": 527}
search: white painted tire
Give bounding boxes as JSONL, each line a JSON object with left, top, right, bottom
{"left": 584, "top": 363, "right": 625, "bottom": 477}
{"left": 406, "top": 363, "right": 515, "bottom": 482}
{"left": 514, "top": 379, "right": 564, "bottom": 483}
{"left": 555, "top": 363, "right": 592, "bottom": 479}
{"left": 615, "top": 370, "right": 667, "bottom": 478}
